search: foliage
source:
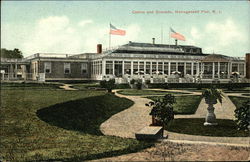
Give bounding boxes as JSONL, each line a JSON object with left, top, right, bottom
{"left": 0, "top": 48, "right": 23, "bottom": 58}
{"left": 130, "top": 79, "right": 136, "bottom": 84}
{"left": 145, "top": 80, "right": 151, "bottom": 85}
{"left": 234, "top": 100, "right": 250, "bottom": 131}
{"left": 99, "top": 79, "right": 115, "bottom": 92}
{"left": 146, "top": 94, "right": 176, "bottom": 128}
{"left": 202, "top": 87, "right": 224, "bottom": 104}
{"left": 135, "top": 80, "right": 142, "bottom": 90}
{"left": 148, "top": 83, "right": 249, "bottom": 89}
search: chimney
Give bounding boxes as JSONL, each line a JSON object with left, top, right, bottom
{"left": 97, "top": 44, "right": 102, "bottom": 54}
{"left": 152, "top": 38, "right": 155, "bottom": 44}
{"left": 175, "top": 39, "right": 178, "bottom": 46}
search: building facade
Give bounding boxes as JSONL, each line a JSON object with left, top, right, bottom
{"left": 0, "top": 41, "right": 247, "bottom": 83}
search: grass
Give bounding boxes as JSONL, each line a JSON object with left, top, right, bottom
{"left": 0, "top": 83, "right": 152, "bottom": 161}
{"left": 71, "top": 83, "right": 101, "bottom": 90}
{"left": 229, "top": 96, "right": 250, "bottom": 108}
{"left": 117, "top": 89, "right": 190, "bottom": 96}
{"left": 167, "top": 118, "right": 249, "bottom": 137}
{"left": 147, "top": 95, "right": 202, "bottom": 114}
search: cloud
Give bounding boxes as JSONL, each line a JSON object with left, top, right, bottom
{"left": 18, "top": 16, "right": 141, "bottom": 56}
{"left": 188, "top": 18, "right": 248, "bottom": 56}
{"left": 78, "top": 19, "right": 93, "bottom": 27}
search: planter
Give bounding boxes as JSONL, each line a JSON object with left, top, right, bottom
{"left": 204, "top": 98, "right": 218, "bottom": 126}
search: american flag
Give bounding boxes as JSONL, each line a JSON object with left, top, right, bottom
{"left": 110, "top": 24, "right": 126, "bottom": 36}
{"left": 170, "top": 27, "right": 186, "bottom": 41}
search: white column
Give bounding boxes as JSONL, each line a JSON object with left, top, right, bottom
{"left": 227, "top": 62, "right": 230, "bottom": 79}
{"left": 218, "top": 62, "right": 220, "bottom": 78}
{"left": 168, "top": 62, "right": 171, "bottom": 75}
{"left": 191, "top": 62, "right": 194, "bottom": 76}
{"left": 144, "top": 61, "right": 146, "bottom": 75}
{"left": 176, "top": 62, "right": 178, "bottom": 71}
{"left": 212, "top": 62, "right": 215, "bottom": 79}
{"left": 137, "top": 61, "right": 139, "bottom": 76}
{"left": 150, "top": 62, "right": 152, "bottom": 75}
{"left": 131, "top": 61, "right": 133, "bottom": 76}
{"left": 156, "top": 62, "right": 158, "bottom": 74}
{"left": 197, "top": 62, "right": 200, "bottom": 76}
{"left": 102, "top": 60, "right": 106, "bottom": 75}
{"left": 112, "top": 61, "right": 115, "bottom": 75}
{"left": 184, "top": 62, "right": 186, "bottom": 76}
{"left": 122, "top": 61, "right": 124, "bottom": 76}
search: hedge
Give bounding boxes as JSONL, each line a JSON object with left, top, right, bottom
{"left": 148, "top": 83, "right": 250, "bottom": 89}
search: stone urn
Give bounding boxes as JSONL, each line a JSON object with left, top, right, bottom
{"left": 204, "top": 98, "right": 218, "bottom": 126}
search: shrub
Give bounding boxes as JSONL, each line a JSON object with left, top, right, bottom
{"left": 136, "top": 80, "right": 142, "bottom": 90}
{"left": 146, "top": 94, "right": 176, "bottom": 129}
{"left": 234, "top": 100, "right": 250, "bottom": 131}
{"left": 130, "top": 79, "right": 136, "bottom": 85}
{"left": 99, "top": 79, "right": 115, "bottom": 93}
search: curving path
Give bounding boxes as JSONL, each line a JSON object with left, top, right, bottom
{"left": 59, "top": 84, "right": 77, "bottom": 90}
{"left": 100, "top": 89, "right": 250, "bottom": 145}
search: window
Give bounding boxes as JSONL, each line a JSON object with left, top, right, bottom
{"left": 170, "top": 62, "right": 176, "bottom": 73}
{"left": 64, "top": 63, "right": 71, "bottom": 74}
{"left": 124, "top": 61, "right": 131, "bottom": 75}
{"left": 164, "top": 62, "right": 169, "bottom": 75}
{"left": 186, "top": 63, "right": 191, "bottom": 75}
{"left": 232, "top": 63, "right": 238, "bottom": 72}
{"left": 105, "top": 61, "right": 113, "bottom": 75}
{"left": 239, "top": 64, "right": 244, "bottom": 75}
{"left": 139, "top": 62, "right": 144, "bottom": 74}
{"left": 146, "top": 62, "right": 150, "bottom": 74}
{"left": 133, "top": 61, "right": 138, "bottom": 74}
{"left": 44, "top": 62, "right": 51, "bottom": 73}
{"left": 158, "top": 62, "right": 163, "bottom": 74}
{"left": 152, "top": 62, "right": 157, "bottom": 74}
{"left": 193, "top": 63, "right": 197, "bottom": 75}
{"left": 81, "top": 63, "right": 88, "bottom": 74}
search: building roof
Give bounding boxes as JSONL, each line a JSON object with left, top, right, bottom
{"left": 110, "top": 41, "right": 204, "bottom": 56}
{"left": 201, "top": 54, "right": 235, "bottom": 62}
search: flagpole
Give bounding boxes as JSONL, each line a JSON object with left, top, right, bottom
{"left": 109, "top": 23, "right": 111, "bottom": 49}
{"left": 169, "top": 27, "right": 170, "bottom": 48}
{"left": 161, "top": 24, "right": 163, "bottom": 44}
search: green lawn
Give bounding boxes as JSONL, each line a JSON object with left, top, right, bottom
{"left": 71, "top": 83, "right": 101, "bottom": 90}
{"left": 0, "top": 83, "right": 152, "bottom": 161}
{"left": 229, "top": 96, "right": 250, "bottom": 108}
{"left": 167, "top": 118, "right": 249, "bottom": 137}
{"left": 117, "top": 89, "right": 190, "bottom": 96}
{"left": 147, "top": 95, "right": 202, "bottom": 114}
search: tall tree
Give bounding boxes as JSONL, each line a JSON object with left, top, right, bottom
{"left": 0, "top": 48, "right": 23, "bottom": 58}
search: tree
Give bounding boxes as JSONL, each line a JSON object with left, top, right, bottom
{"left": 0, "top": 48, "right": 23, "bottom": 58}
{"left": 146, "top": 94, "right": 176, "bottom": 131}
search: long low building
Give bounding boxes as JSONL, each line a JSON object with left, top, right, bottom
{"left": 0, "top": 41, "right": 249, "bottom": 83}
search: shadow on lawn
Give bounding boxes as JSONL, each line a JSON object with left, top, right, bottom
{"left": 167, "top": 118, "right": 249, "bottom": 137}
{"left": 37, "top": 93, "right": 134, "bottom": 135}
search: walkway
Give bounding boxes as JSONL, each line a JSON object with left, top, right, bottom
{"left": 59, "top": 84, "right": 77, "bottom": 90}
{"left": 100, "top": 89, "right": 250, "bottom": 145}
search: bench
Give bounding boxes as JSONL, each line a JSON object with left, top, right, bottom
{"left": 135, "top": 126, "right": 163, "bottom": 140}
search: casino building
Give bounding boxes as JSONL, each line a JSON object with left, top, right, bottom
{"left": 0, "top": 40, "right": 248, "bottom": 83}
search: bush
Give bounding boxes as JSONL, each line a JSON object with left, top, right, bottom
{"left": 136, "top": 81, "right": 142, "bottom": 90}
{"left": 234, "top": 100, "right": 250, "bottom": 131}
{"left": 99, "top": 79, "right": 115, "bottom": 93}
{"left": 146, "top": 94, "right": 176, "bottom": 129}
{"left": 130, "top": 79, "right": 136, "bottom": 84}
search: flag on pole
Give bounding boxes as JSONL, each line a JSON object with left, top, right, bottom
{"left": 110, "top": 24, "right": 126, "bottom": 36}
{"left": 170, "top": 27, "right": 186, "bottom": 41}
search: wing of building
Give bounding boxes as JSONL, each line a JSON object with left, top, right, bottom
{"left": 1, "top": 41, "right": 248, "bottom": 83}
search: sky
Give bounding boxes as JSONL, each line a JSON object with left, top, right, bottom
{"left": 1, "top": 1, "right": 250, "bottom": 57}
